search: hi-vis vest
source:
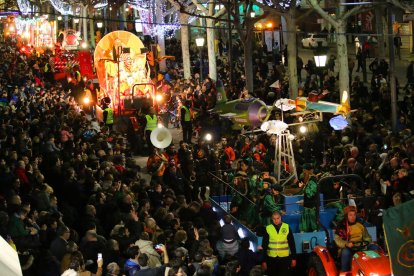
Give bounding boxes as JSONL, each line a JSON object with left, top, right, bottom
{"left": 266, "top": 223, "right": 290, "bottom": 257}
{"left": 104, "top": 108, "right": 114, "bottom": 125}
{"left": 181, "top": 106, "right": 191, "bottom": 122}
{"left": 145, "top": 114, "right": 157, "bottom": 131}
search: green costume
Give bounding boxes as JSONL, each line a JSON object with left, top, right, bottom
{"left": 261, "top": 192, "right": 284, "bottom": 225}
{"left": 299, "top": 176, "right": 319, "bottom": 232}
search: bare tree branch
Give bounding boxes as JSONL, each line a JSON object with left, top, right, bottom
{"left": 307, "top": 0, "right": 338, "bottom": 27}
{"left": 389, "top": 0, "right": 414, "bottom": 12}
{"left": 341, "top": 5, "right": 364, "bottom": 20}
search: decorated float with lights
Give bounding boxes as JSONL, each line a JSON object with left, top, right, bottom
{"left": 94, "top": 30, "right": 153, "bottom": 115}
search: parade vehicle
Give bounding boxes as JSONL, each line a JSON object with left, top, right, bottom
{"left": 210, "top": 174, "right": 392, "bottom": 275}
{"left": 308, "top": 242, "right": 391, "bottom": 276}
{"left": 305, "top": 175, "right": 391, "bottom": 276}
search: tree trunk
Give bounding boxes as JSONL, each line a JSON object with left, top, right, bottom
{"left": 82, "top": 6, "right": 88, "bottom": 44}
{"left": 180, "top": 13, "right": 191, "bottom": 79}
{"left": 285, "top": 12, "right": 298, "bottom": 98}
{"left": 89, "top": 12, "right": 95, "bottom": 48}
{"left": 375, "top": 6, "right": 386, "bottom": 58}
{"left": 336, "top": 21, "right": 350, "bottom": 106}
{"left": 243, "top": 37, "right": 254, "bottom": 93}
{"left": 108, "top": 7, "right": 118, "bottom": 31}
{"left": 206, "top": 18, "right": 217, "bottom": 81}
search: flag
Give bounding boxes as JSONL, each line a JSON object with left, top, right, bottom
{"left": 383, "top": 199, "right": 414, "bottom": 276}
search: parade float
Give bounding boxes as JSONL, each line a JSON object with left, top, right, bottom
{"left": 94, "top": 30, "right": 153, "bottom": 116}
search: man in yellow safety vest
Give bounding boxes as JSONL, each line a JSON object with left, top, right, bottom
{"left": 262, "top": 211, "right": 296, "bottom": 276}
{"left": 180, "top": 100, "right": 193, "bottom": 144}
{"left": 144, "top": 107, "right": 158, "bottom": 152}
{"left": 102, "top": 99, "right": 114, "bottom": 131}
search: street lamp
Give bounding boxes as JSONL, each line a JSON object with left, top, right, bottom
{"left": 195, "top": 36, "right": 205, "bottom": 82}
{"left": 96, "top": 21, "right": 103, "bottom": 28}
{"left": 314, "top": 50, "right": 327, "bottom": 89}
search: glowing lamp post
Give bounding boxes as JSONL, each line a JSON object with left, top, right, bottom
{"left": 96, "top": 21, "right": 103, "bottom": 29}
{"left": 195, "top": 37, "right": 205, "bottom": 82}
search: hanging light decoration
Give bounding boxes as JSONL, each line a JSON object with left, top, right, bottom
{"left": 17, "top": 0, "right": 31, "bottom": 15}
{"left": 94, "top": 0, "right": 108, "bottom": 9}
{"left": 49, "top": 0, "right": 74, "bottom": 15}
{"left": 132, "top": 0, "right": 180, "bottom": 38}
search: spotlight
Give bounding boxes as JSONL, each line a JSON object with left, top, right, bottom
{"left": 155, "top": 94, "right": 163, "bottom": 102}
{"left": 299, "top": 126, "right": 307, "bottom": 134}
{"left": 205, "top": 133, "right": 212, "bottom": 142}
{"left": 83, "top": 97, "right": 90, "bottom": 105}
{"left": 57, "top": 16, "right": 62, "bottom": 21}
{"left": 81, "top": 42, "right": 88, "bottom": 49}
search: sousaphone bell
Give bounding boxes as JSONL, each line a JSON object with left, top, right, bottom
{"left": 150, "top": 126, "right": 172, "bottom": 149}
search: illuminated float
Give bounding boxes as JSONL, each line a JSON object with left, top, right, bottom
{"left": 94, "top": 31, "right": 152, "bottom": 115}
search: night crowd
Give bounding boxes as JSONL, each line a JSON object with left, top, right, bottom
{"left": 0, "top": 30, "right": 414, "bottom": 276}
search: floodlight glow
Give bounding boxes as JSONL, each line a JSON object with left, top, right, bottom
{"left": 155, "top": 94, "right": 163, "bottom": 102}
{"left": 83, "top": 97, "right": 90, "bottom": 104}
{"left": 299, "top": 126, "right": 307, "bottom": 133}
{"left": 205, "top": 133, "right": 212, "bottom": 141}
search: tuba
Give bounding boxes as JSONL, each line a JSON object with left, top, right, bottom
{"left": 150, "top": 126, "right": 172, "bottom": 149}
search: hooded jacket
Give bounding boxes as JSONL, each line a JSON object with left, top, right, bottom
{"left": 135, "top": 239, "right": 162, "bottom": 268}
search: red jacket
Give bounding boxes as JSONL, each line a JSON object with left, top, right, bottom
{"left": 15, "top": 167, "right": 29, "bottom": 186}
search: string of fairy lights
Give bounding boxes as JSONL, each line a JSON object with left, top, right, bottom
{"left": 10, "top": 0, "right": 405, "bottom": 37}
